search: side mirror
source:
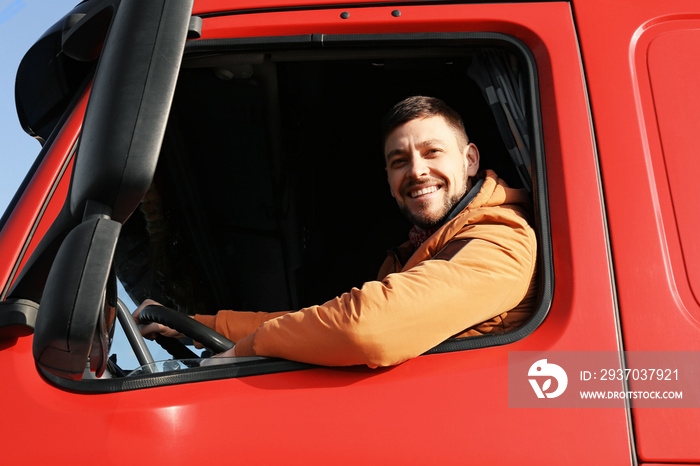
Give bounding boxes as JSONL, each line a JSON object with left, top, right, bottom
{"left": 29, "top": 0, "right": 194, "bottom": 380}
{"left": 69, "top": 0, "right": 194, "bottom": 223}
{"left": 33, "top": 216, "right": 120, "bottom": 380}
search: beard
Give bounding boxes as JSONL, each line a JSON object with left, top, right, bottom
{"left": 399, "top": 168, "right": 470, "bottom": 230}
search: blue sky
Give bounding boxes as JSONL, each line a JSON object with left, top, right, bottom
{"left": 0, "top": 0, "right": 178, "bottom": 370}
{"left": 0, "top": 0, "right": 79, "bottom": 216}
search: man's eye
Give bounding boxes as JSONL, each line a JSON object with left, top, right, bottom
{"left": 391, "top": 158, "right": 407, "bottom": 167}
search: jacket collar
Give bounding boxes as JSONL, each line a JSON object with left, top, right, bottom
{"left": 441, "top": 176, "right": 485, "bottom": 225}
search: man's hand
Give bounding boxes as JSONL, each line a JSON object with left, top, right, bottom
{"left": 133, "top": 299, "right": 185, "bottom": 340}
{"left": 212, "top": 333, "right": 254, "bottom": 358}
{"left": 212, "top": 347, "right": 236, "bottom": 358}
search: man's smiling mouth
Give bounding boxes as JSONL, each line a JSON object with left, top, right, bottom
{"left": 408, "top": 185, "right": 440, "bottom": 198}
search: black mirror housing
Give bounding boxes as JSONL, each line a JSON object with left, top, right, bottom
{"left": 33, "top": 217, "right": 120, "bottom": 380}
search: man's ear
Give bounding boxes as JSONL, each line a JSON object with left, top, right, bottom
{"left": 465, "top": 143, "right": 480, "bottom": 177}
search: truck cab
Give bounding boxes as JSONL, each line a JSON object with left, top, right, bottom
{"left": 1, "top": 0, "right": 698, "bottom": 463}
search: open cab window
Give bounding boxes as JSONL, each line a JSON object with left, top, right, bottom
{"left": 93, "top": 33, "right": 549, "bottom": 390}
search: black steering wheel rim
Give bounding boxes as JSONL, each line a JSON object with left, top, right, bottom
{"left": 138, "top": 304, "right": 235, "bottom": 354}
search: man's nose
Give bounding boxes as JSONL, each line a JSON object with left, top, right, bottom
{"left": 407, "top": 155, "right": 429, "bottom": 178}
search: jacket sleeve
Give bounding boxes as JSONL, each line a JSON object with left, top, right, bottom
{"left": 243, "top": 219, "right": 537, "bottom": 368}
{"left": 193, "top": 310, "right": 289, "bottom": 342}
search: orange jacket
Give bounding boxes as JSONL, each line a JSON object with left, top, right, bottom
{"left": 194, "top": 170, "right": 537, "bottom": 367}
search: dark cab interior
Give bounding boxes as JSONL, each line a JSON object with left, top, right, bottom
{"left": 116, "top": 40, "right": 531, "bottom": 320}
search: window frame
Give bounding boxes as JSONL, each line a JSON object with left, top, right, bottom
{"left": 42, "top": 31, "right": 552, "bottom": 393}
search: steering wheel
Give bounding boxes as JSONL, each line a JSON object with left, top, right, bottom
{"left": 116, "top": 300, "right": 234, "bottom": 370}
{"left": 138, "top": 304, "right": 235, "bottom": 353}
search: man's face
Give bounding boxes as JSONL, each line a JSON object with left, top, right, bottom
{"left": 384, "top": 115, "right": 480, "bottom": 229}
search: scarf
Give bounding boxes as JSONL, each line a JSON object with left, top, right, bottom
{"left": 409, "top": 225, "right": 439, "bottom": 249}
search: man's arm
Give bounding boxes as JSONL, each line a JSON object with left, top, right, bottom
{"left": 193, "top": 310, "right": 289, "bottom": 343}
{"left": 227, "top": 220, "right": 537, "bottom": 367}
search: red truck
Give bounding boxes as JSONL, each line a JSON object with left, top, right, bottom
{"left": 1, "top": 0, "right": 698, "bottom": 464}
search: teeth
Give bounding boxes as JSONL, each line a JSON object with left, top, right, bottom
{"left": 410, "top": 186, "right": 438, "bottom": 198}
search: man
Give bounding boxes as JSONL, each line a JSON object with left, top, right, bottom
{"left": 136, "top": 96, "right": 537, "bottom": 368}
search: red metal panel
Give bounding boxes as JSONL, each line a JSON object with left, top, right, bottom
{"left": 2, "top": 342, "right": 630, "bottom": 464}
{"left": 192, "top": 0, "right": 559, "bottom": 16}
{"left": 0, "top": 91, "right": 86, "bottom": 296}
{"left": 574, "top": 0, "right": 700, "bottom": 462}
{"left": 197, "top": 3, "right": 565, "bottom": 40}
{"left": 646, "top": 28, "right": 700, "bottom": 313}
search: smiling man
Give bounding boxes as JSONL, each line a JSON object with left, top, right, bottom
{"left": 384, "top": 97, "right": 480, "bottom": 231}
{"left": 136, "top": 96, "right": 538, "bottom": 367}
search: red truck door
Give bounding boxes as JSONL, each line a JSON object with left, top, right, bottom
{"left": 575, "top": 0, "right": 700, "bottom": 462}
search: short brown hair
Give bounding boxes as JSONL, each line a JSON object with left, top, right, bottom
{"left": 381, "top": 96, "right": 469, "bottom": 149}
